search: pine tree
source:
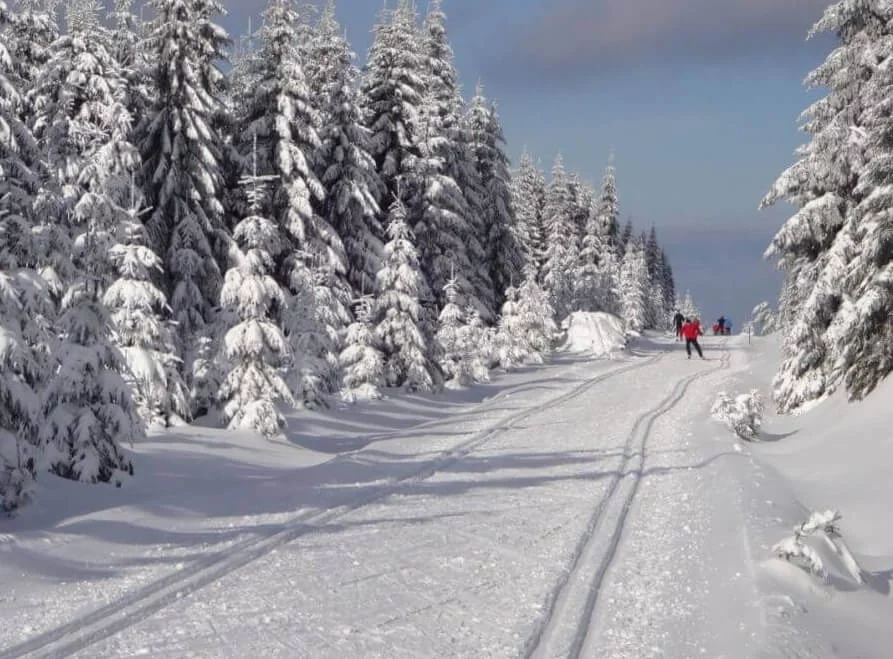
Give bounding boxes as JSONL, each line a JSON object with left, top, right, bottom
{"left": 0, "top": 0, "right": 50, "bottom": 511}
{"left": 465, "top": 86, "right": 524, "bottom": 312}
{"left": 373, "top": 198, "right": 434, "bottom": 391}
{"left": 217, "top": 140, "right": 294, "bottom": 439}
{"left": 595, "top": 155, "right": 620, "bottom": 257}
{"left": 541, "top": 154, "right": 577, "bottom": 319}
{"left": 515, "top": 263, "right": 557, "bottom": 363}
{"left": 619, "top": 218, "right": 634, "bottom": 256}
{"left": 511, "top": 149, "right": 546, "bottom": 273}
{"left": 138, "top": 0, "right": 231, "bottom": 397}
{"left": 33, "top": 0, "right": 138, "bottom": 293}
{"left": 360, "top": 0, "right": 425, "bottom": 208}
{"left": 619, "top": 237, "right": 649, "bottom": 333}
{"left": 680, "top": 290, "right": 700, "bottom": 320}
{"left": 103, "top": 184, "right": 189, "bottom": 428}
{"left": 309, "top": 1, "right": 384, "bottom": 296}
{"left": 824, "top": 2, "right": 893, "bottom": 400}
{"left": 41, "top": 284, "right": 140, "bottom": 484}
{"left": 418, "top": 0, "right": 491, "bottom": 318}
{"left": 436, "top": 275, "right": 468, "bottom": 386}
{"left": 576, "top": 189, "right": 603, "bottom": 311}
{"left": 659, "top": 249, "right": 676, "bottom": 323}
{"left": 760, "top": 1, "right": 891, "bottom": 411}
{"left": 339, "top": 294, "right": 385, "bottom": 402}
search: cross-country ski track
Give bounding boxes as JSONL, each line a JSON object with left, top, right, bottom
{"left": 2, "top": 335, "right": 760, "bottom": 659}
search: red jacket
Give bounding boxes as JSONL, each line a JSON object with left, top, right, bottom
{"left": 682, "top": 321, "right": 702, "bottom": 340}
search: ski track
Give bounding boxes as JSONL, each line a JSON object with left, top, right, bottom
{"left": 524, "top": 342, "right": 730, "bottom": 659}
{"left": 0, "top": 350, "right": 666, "bottom": 659}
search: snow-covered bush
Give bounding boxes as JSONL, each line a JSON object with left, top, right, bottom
{"left": 773, "top": 510, "right": 865, "bottom": 585}
{"left": 711, "top": 389, "right": 764, "bottom": 440}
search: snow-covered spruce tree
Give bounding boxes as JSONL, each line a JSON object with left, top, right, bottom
{"left": 492, "top": 284, "right": 527, "bottom": 369}
{"left": 461, "top": 306, "right": 492, "bottom": 382}
{"left": 511, "top": 148, "right": 547, "bottom": 274}
{"left": 307, "top": 1, "right": 384, "bottom": 296}
{"left": 103, "top": 185, "right": 189, "bottom": 428}
{"left": 619, "top": 218, "right": 634, "bottom": 256}
{"left": 515, "top": 262, "right": 558, "bottom": 364}
{"left": 465, "top": 85, "right": 524, "bottom": 312}
{"left": 0, "top": 0, "right": 53, "bottom": 512}
{"left": 360, "top": 0, "right": 425, "bottom": 209}
{"left": 435, "top": 275, "right": 489, "bottom": 388}
{"left": 595, "top": 155, "right": 621, "bottom": 258}
{"left": 373, "top": 198, "right": 435, "bottom": 391}
{"left": 418, "top": 1, "right": 492, "bottom": 319}
{"left": 751, "top": 301, "right": 778, "bottom": 336}
{"left": 826, "top": 5, "right": 893, "bottom": 400}
{"left": 339, "top": 294, "right": 385, "bottom": 402}
{"left": 9, "top": 0, "right": 58, "bottom": 125}
{"left": 660, "top": 248, "right": 676, "bottom": 323}
{"left": 41, "top": 283, "right": 140, "bottom": 485}
{"left": 576, "top": 191, "right": 603, "bottom": 312}
{"left": 680, "top": 289, "right": 700, "bottom": 320}
{"left": 619, "top": 237, "right": 649, "bottom": 333}
{"left": 760, "top": 1, "right": 892, "bottom": 411}
{"left": 33, "top": 0, "right": 139, "bottom": 293}
{"left": 541, "top": 154, "right": 578, "bottom": 320}
{"left": 0, "top": 273, "right": 42, "bottom": 512}
{"left": 217, "top": 141, "right": 294, "bottom": 438}
{"left": 138, "top": 0, "right": 230, "bottom": 398}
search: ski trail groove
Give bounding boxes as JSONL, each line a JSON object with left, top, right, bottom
{"left": 524, "top": 346, "right": 730, "bottom": 659}
{"left": 0, "top": 351, "right": 665, "bottom": 659}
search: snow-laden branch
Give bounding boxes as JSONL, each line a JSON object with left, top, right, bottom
{"left": 772, "top": 510, "right": 865, "bottom": 585}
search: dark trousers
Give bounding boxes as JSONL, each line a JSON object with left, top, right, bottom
{"left": 685, "top": 338, "right": 703, "bottom": 357}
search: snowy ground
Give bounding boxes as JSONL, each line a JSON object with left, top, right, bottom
{"left": 1, "top": 328, "right": 891, "bottom": 658}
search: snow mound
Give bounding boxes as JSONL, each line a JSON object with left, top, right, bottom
{"left": 560, "top": 312, "right": 627, "bottom": 357}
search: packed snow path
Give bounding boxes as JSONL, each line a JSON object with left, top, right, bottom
{"left": 2, "top": 336, "right": 766, "bottom": 659}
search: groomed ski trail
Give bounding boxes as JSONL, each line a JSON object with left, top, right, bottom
{"left": 524, "top": 344, "right": 730, "bottom": 659}
{"left": 0, "top": 351, "right": 664, "bottom": 659}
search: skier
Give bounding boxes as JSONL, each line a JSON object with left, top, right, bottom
{"left": 673, "top": 310, "right": 685, "bottom": 341}
{"left": 681, "top": 317, "right": 704, "bottom": 359}
{"left": 717, "top": 316, "right": 726, "bottom": 334}
{"left": 725, "top": 319, "right": 733, "bottom": 335}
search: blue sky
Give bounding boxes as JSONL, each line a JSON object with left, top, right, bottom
{"left": 217, "top": 0, "right": 833, "bottom": 326}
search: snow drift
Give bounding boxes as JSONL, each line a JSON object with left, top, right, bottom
{"left": 559, "top": 312, "right": 627, "bottom": 358}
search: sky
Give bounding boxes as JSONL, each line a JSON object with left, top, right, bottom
{"left": 215, "top": 0, "right": 834, "bottom": 326}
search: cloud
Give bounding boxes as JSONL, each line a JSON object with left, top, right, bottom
{"left": 501, "top": 0, "right": 829, "bottom": 82}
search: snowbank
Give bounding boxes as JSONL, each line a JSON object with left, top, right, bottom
{"left": 733, "top": 335, "right": 893, "bottom": 656}
{"left": 559, "top": 311, "right": 627, "bottom": 358}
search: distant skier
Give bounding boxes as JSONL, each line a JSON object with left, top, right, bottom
{"left": 717, "top": 316, "right": 726, "bottom": 334}
{"left": 673, "top": 310, "right": 685, "bottom": 341}
{"left": 681, "top": 318, "right": 704, "bottom": 359}
{"left": 725, "top": 319, "right": 733, "bottom": 335}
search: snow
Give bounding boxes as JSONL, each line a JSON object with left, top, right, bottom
{"left": 559, "top": 311, "right": 627, "bottom": 358}
{"left": 1, "top": 333, "right": 892, "bottom": 657}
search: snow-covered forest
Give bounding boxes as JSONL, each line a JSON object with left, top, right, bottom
{"left": 762, "top": 0, "right": 893, "bottom": 414}
{"left": 0, "top": 0, "right": 678, "bottom": 512}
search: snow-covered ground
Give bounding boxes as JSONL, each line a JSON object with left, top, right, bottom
{"left": 1, "top": 327, "right": 891, "bottom": 658}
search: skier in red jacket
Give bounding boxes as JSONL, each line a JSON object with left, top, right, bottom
{"left": 681, "top": 318, "right": 704, "bottom": 359}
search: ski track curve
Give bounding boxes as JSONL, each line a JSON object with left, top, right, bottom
{"left": 524, "top": 343, "right": 731, "bottom": 659}
{"left": 0, "top": 350, "right": 667, "bottom": 659}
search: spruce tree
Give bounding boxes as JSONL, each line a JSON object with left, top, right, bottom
{"left": 339, "top": 294, "right": 385, "bottom": 402}
{"left": 760, "top": 1, "right": 891, "bottom": 411}
{"left": 217, "top": 140, "right": 294, "bottom": 438}
{"left": 465, "top": 86, "right": 524, "bottom": 312}
{"left": 619, "top": 237, "right": 649, "bottom": 333}
{"left": 511, "top": 149, "right": 546, "bottom": 273}
{"left": 373, "top": 198, "right": 434, "bottom": 392}
{"left": 138, "top": 0, "right": 231, "bottom": 395}
{"left": 41, "top": 284, "right": 140, "bottom": 485}
{"left": 541, "top": 154, "right": 577, "bottom": 319}
{"left": 309, "top": 1, "right": 384, "bottom": 296}
{"left": 103, "top": 184, "right": 189, "bottom": 428}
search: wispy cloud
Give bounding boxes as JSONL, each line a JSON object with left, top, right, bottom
{"left": 499, "top": 0, "right": 829, "bottom": 82}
